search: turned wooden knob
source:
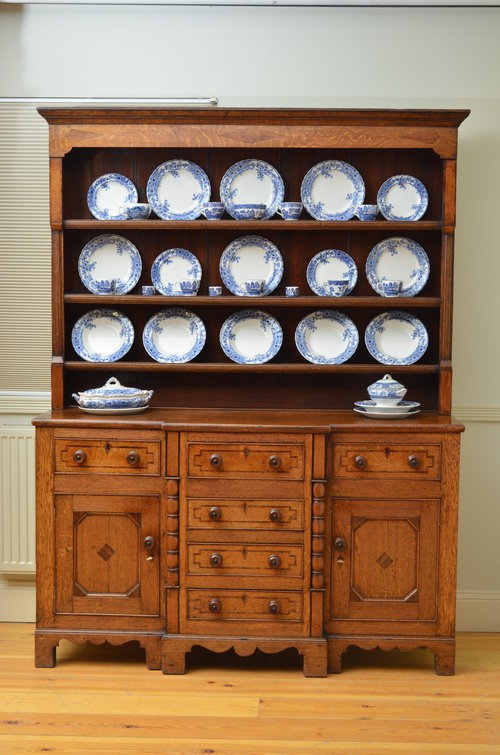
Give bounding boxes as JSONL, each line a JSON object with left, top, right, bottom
{"left": 334, "top": 537, "right": 347, "bottom": 552}
{"left": 209, "top": 454, "right": 223, "bottom": 469}
{"left": 73, "top": 450, "right": 87, "bottom": 465}
{"left": 268, "top": 554, "right": 281, "bottom": 569}
{"left": 408, "top": 454, "right": 421, "bottom": 468}
{"left": 269, "top": 508, "right": 282, "bottom": 523}
{"left": 143, "top": 535, "right": 156, "bottom": 560}
{"left": 209, "top": 506, "right": 222, "bottom": 521}
{"left": 268, "top": 455, "right": 282, "bottom": 469}
{"left": 354, "top": 455, "right": 367, "bottom": 469}
{"left": 268, "top": 600, "right": 281, "bottom": 615}
{"left": 126, "top": 451, "right": 140, "bottom": 466}
{"left": 209, "top": 598, "right": 221, "bottom": 613}
{"left": 210, "top": 553, "right": 223, "bottom": 567}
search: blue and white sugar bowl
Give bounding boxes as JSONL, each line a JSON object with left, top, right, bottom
{"left": 367, "top": 373, "right": 407, "bottom": 406}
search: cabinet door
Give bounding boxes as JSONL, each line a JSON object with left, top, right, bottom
{"left": 329, "top": 499, "right": 439, "bottom": 624}
{"left": 55, "top": 494, "right": 160, "bottom": 617}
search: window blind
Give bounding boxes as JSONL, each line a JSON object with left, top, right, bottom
{"left": 0, "top": 103, "right": 51, "bottom": 392}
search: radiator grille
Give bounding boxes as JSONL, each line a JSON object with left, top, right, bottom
{"left": 0, "top": 425, "right": 36, "bottom": 572}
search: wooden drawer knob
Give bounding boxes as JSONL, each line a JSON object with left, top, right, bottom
{"left": 334, "top": 537, "right": 347, "bottom": 552}
{"left": 209, "top": 506, "right": 222, "bottom": 521}
{"left": 268, "top": 600, "right": 281, "bottom": 615}
{"left": 268, "top": 554, "right": 281, "bottom": 569}
{"left": 268, "top": 455, "right": 282, "bottom": 470}
{"left": 126, "top": 451, "right": 140, "bottom": 466}
{"left": 269, "top": 508, "right": 282, "bottom": 523}
{"left": 209, "top": 598, "right": 221, "bottom": 613}
{"left": 209, "top": 454, "right": 223, "bottom": 469}
{"left": 210, "top": 553, "right": 223, "bottom": 567}
{"left": 408, "top": 454, "right": 421, "bottom": 469}
{"left": 354, "top": 455, "right": 367, "bottom": 470}
{"left": 73, "top": 450, "right": 87, "bottom": 465}
{"left": 143, "top": 535, "right": 156, "bottom": 561}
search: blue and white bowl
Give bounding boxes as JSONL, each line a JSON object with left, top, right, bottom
{"left": 231, "top": 203, "right": 267, "bottom": 220}
{"left": 124, "top": 203, "right": 151, "bottom": 220}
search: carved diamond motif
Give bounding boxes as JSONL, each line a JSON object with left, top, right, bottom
{"left": 97, "top": 543, "right": 115, "bottom": 561}
{"left": 376, "top": 552, "right": 393, "bottom": 569}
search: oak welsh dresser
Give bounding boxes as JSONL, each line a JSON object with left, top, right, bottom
{"left": 33, "top": 107, "right": 469, "bottom": 676}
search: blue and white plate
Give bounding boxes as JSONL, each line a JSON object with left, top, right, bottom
{"left": 219, "top": 235, "right": 283, "bottom": 296}
{"left": 146, "top": 160, "right": 211, "bottom": 220}
{"left": 78, "top": 235, "right": 142, "bottom": 295}
{"left": 87, "top": 173, "right": 138, "bottom": 221}
{"left": 354, "top": 399, "right": 420, "bottom": 413}
{"left": 71, "top": 309, "right": 134, "bottom": 362}
{"left": 306, "top": 249, "right": 358, "bottom": 296}
{"left": 220, "top": 310, "right": 283, "bottom": 364}
{"left": 366, "top": 237, "right": 429, "bottom": 297}
{"left": 143, "top": 308, "right": 206, "bottom": 363}
{"left": 301, "top": 160, "right": 365, "bottom": 221}
{"left": 377, "top": 175, "right": 428, "bottom": 221}
{"left": 365, "top": 311, "right": 429, "bottom": 365}
{"left": 151, "top": 248, "right": 202, "bottom": 296}
{"left": 295, "top": 310, "right": 359, "bottom": 364}
{"left": 353, "top": 403, "right": 420, "bottom": 420}
{"left": 220, "top": 160, "right": 284, "bottom": 220}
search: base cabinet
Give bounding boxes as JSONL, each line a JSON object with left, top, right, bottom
{"left": 34, "top": 415, "right": 461, "bottom": 676}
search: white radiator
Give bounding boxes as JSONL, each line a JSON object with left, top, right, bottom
{"left": 0, "top": 424, "right": 36, "bottom": 573}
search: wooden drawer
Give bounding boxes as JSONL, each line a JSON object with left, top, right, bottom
{"left": 186, "top": 439, "right": 305, "bottom": 480}
{"left": 186, "top": 543, "right": 303, "bottom": 580}
{"left": 185, "top": 589, "right": 304, "bottom": 624}
{"left": 187, "top": 498, "right": 304, "bottom": 531}
{"left": 333, "top": 442, "right": 441, "bottom": 480}
{"left": 55, "top": 438, "right": 161, "bottom": 475}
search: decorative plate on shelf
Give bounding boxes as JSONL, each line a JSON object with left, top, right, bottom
{"left": 151, "top": 248, "right": 202, "bottom": 296}
{"left": 366, "top": 237, "right": 430, "bottom": 297}
{"left": 146, "top": 159, "right": 211, "bottom": 220}
{"left": 365, "top": 310, "right": 429, "bottom": 365}
{"left": 295, "top": 310, "right": 359, "bottom": 364}
{"left": 353, "top": 402, "right": 420, "bottom": 419}
{"left": 377, "top": 175, "right": 428, "bottom": 221}
{"left": 354, "top": 399, "right": 421, "bottom": 414}
{"left": 87, "top": 173, "right": 138, "bottom": 221}
{"left": 220, "top": 159, "right": 285, "bottom": 220}
{"left": 76, "top": 405, "right": 149, "bottom": 415}
{"left": 219, "top": 235, "right": 283, "bottom": 296}
{"left": 78, "top": 234, "right": 142, "bottom": 295}
{"left": 142, "top": 308, "right": 206, "bottom": 363}
{"left": 301, "top": 160, "right": 365, "bottom": 220}
{"left": 306, "top": 249, "right": 358, "bottom": 296}
{"left": 71, "top": 309, "right": 134, "bottom": 362}
{"left": 219, "top": 309, "right": 283, "bottom": 364}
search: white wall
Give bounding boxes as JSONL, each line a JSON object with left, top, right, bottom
{"left": 1, "top": 3, "right": 499, "bottom": 629}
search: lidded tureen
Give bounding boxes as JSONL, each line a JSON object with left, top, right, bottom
{"left": 73, "top": 376, "right": 153, "bottom": 410}
{"left": 367, "top": 374, "right": 407, "bottom": 406}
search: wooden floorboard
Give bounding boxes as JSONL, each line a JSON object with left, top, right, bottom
{"left": 0, "top": 624, "right": 499, "bottom": 753}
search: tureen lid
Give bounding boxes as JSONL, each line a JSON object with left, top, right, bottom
{"left": 75, "top": 376, "right": 150, "bottom": 398}
{"left": 368, "top": 373, "right": 406, "bottom": 392}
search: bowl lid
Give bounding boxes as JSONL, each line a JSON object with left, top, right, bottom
{"left": 76, "top": 376, "right": 150, "bottom": 399}
{"left": 368, "top": 373, "right": 406, "bottom": 392}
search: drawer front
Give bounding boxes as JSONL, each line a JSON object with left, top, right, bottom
{"left": 333, "top": 443, "right": 441, "bottom": 480}
{"left": 186, "top": 543, "right": 303, "bottom": 579}
{"left": 55, "top": 438, "right": 161, "bottom": 475}
{"left": 185, "top": 589, "right": 304, "bottom": 624}
{"left": 187, "top": 498, "right": 304, "bottom": 531}
{"left": 186, "top": 441, "right": 305, "bottom": 479}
